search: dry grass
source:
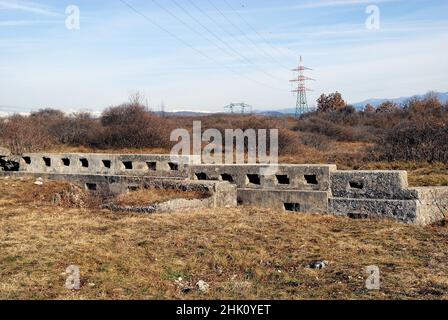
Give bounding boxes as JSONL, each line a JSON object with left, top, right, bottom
{"left": 0, "top": 177, "right": 447, "bottom": 300}
{"left": 115, "top": 188, "right": 207, "bottom": 207}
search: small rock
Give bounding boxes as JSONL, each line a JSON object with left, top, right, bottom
{"left": 175, "top": 277, "right": 193, "bottom": 294}
{"left": 309, "top": 260, "right": 329, "bottom": 269}
{"left": 88, "top": 283, "right": 96, "bottom": 288}
{"left": 34, "top": 180, "right": 43, "bottom": 186}
{"left": 196, "top": 280, "right": 209, "bottom": 293}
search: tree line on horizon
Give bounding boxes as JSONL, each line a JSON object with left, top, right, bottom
{"left": 0, "top": 92, "right": 447, "bottom": 164}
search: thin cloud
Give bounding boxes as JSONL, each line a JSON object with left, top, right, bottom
{"left": 0, "top": 0, "right": 63, "bottom": 17}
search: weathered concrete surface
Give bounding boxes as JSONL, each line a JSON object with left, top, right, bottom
{"left": 329, "top": 171, "right": 448, "bottom": 225}
{"left": 189, "top": 164, "right": 336, "bottom": 191}
{"left": 104, "top": 198, "right": 219, "bottom": 215}
{"left": 411, "top": 187, "right": 448, "bottom": 225}
{"left": 330, "top": 170, "right": 417, "bottom": 200}
{"left": 2, "top": 153, "right": 448, "bottom": 225}
{"left": 238, "top": 189, "right": 329, "bottom": 213}
{"left": 329, "top": 198, "right": 419, "bottom": 223}
{"left": 17, "top": 153, "right": 191, "bottom": 178}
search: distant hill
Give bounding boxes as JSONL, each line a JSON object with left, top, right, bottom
{"left": 352, "top": 92, "right": 448, "bottom": 110}
{"left": 256, "top": 91, "right": 448, "bottom": 114}
{"left": 2, "top": 91, "right": 447, "bottom": 117}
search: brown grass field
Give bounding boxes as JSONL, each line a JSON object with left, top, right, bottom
{"left": 1, "top": 177, "right": 447, "bottom": 300}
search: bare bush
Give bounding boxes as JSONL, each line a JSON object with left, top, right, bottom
{"left": 100, "top": 104, "right": 173, "bottom": 149}
{"left": 372, "top": 120, "right": 448, "bottom": 162}
{"left": 0, "top": 115, "right": 54, "bottom": 154}
{"left": 317, "top": 92, "right": 346, "bottom": 113}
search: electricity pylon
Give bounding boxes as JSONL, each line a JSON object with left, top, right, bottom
{"left": 224, "top": 102, "right": 253, "bottom": 114}
{"left": 290, "top": 56, "right": 314, "bottom": 117}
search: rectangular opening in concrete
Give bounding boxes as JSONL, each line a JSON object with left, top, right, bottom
{"left": 102, "top": 160, "right": 111, "bottom": 168}
{"left": 246, "top": 174, "right": 261, "bottom": 185}
{"left": 62, "top": 158, "right": 70, "bottom": 167}
{"left": 348, "top": 212, "right": 369, "bottom": 219}
{"left": 276, "top": 175, "right": 290, "bottom": 185}
{"left": 168, "top": 162, "right": 179, "bottom": 171}
{"left": 195, "top": 172, "right": 208, "bottom": 180}
{"left": 85, "top": 183, "right": 97, "bottom": 191}
{"left": 43, "top": 157, "right": 51, "bottom": 167}
{"left": 23, "top": 157, "right": 31, "bottom": 165}
{"left": 122, "top": 161, "right": 133, "bottom": 170}
{"left": 147, "top": 162, "right": 157, "bottom": 171}
{"left": 284, "top": 203, "right": 301, "bottom": 212}
{"left": 349, "top": 181, "right": 364, "bottom": 190}
{"left": 221, "top": 173, "right": 234, "bottom": 183}
{"left": 80, "top": 158, "right": 89, "bottom": 168}
{"left": 304, "top": 175, "right": 318, "bottom": 185}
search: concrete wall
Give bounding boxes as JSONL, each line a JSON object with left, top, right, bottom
{"left": 1, "top": 153, "right": 447, "bottom": 225}
{"left": 330, "top": 170, "right": 417, "bottom": 200}
{"left": 188, "top": 164, "right": 336, "bottom": 191}
{"left": 238, "top": 189, "right": 329, "bottom": 213}
{"left": 18, "top": 153, "right": 191, "bottom": 178}
{"left": 329, "top": 170, "right": 447, "bottom": 224}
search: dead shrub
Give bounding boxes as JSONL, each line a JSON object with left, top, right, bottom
{"left": 372, "top": 120, "right": 448, "bottom": 163}
{"left": 299, "top": 133, "right": 330, "bottom": 150}
{"left": 100, "top": 104, "right": 174, "bottom": 149}
{"left": 32, "top": 181, "right": 101, "bottom": 209}
{"left": 0, "top": 115, "right": 55, "bottom": 154}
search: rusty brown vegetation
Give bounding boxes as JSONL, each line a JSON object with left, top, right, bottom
{"left": 0, "top": 177, "right": 447, "bottom": 300}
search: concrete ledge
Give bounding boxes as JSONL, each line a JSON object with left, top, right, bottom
{"left": 329, "top": 197, "right": 419, "bottom": 224}
{"left": 17, "top": 153, "right": 191, "bottom": 178}
{"left": 189, "top": 164, "right": 336, "bottom": 191}
{"left": 410, "top": 187, "right": 448, "bottom": 225}
{"left": 238, "top": 189, "right": 329, "bottom": 213}
{"left": 330, "top": 170, "right": 418, "bottom": 200}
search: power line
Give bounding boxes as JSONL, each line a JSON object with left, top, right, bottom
{"left": 186, "top": 0, "right": 290, "bottom": 71}
{"left": 159, "top": 0, "right": 285, "bottom": 82}
{"left": 118, "top": 0, "right": 286, "bottom": 92}
{"left": 222, "top": 0, "right": 295, "bottom": 64}
{"left": 206, "top": 0, "right": 291, "bottom": 71}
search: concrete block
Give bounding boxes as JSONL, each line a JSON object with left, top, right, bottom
{"left": 330, "top": 170, "right": 418, "bottom": 200}
{"left": 410, "top": 187, "right": 448, "bottom": 225}
{"left": 237, "top": 189, "right": 329, "bottom": 213}
{"left": 189, "top": 164, "right": 336, "bottom": 191}
{"left": 329, "top": 197, "right": 419, "bottom": 223}
{"left": 18, "top": 153, "right": 190, "bottom": 178}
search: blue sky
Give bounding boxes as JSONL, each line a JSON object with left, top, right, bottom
{"left": 1, "top": 0, "right": 447, "bottom": 113}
